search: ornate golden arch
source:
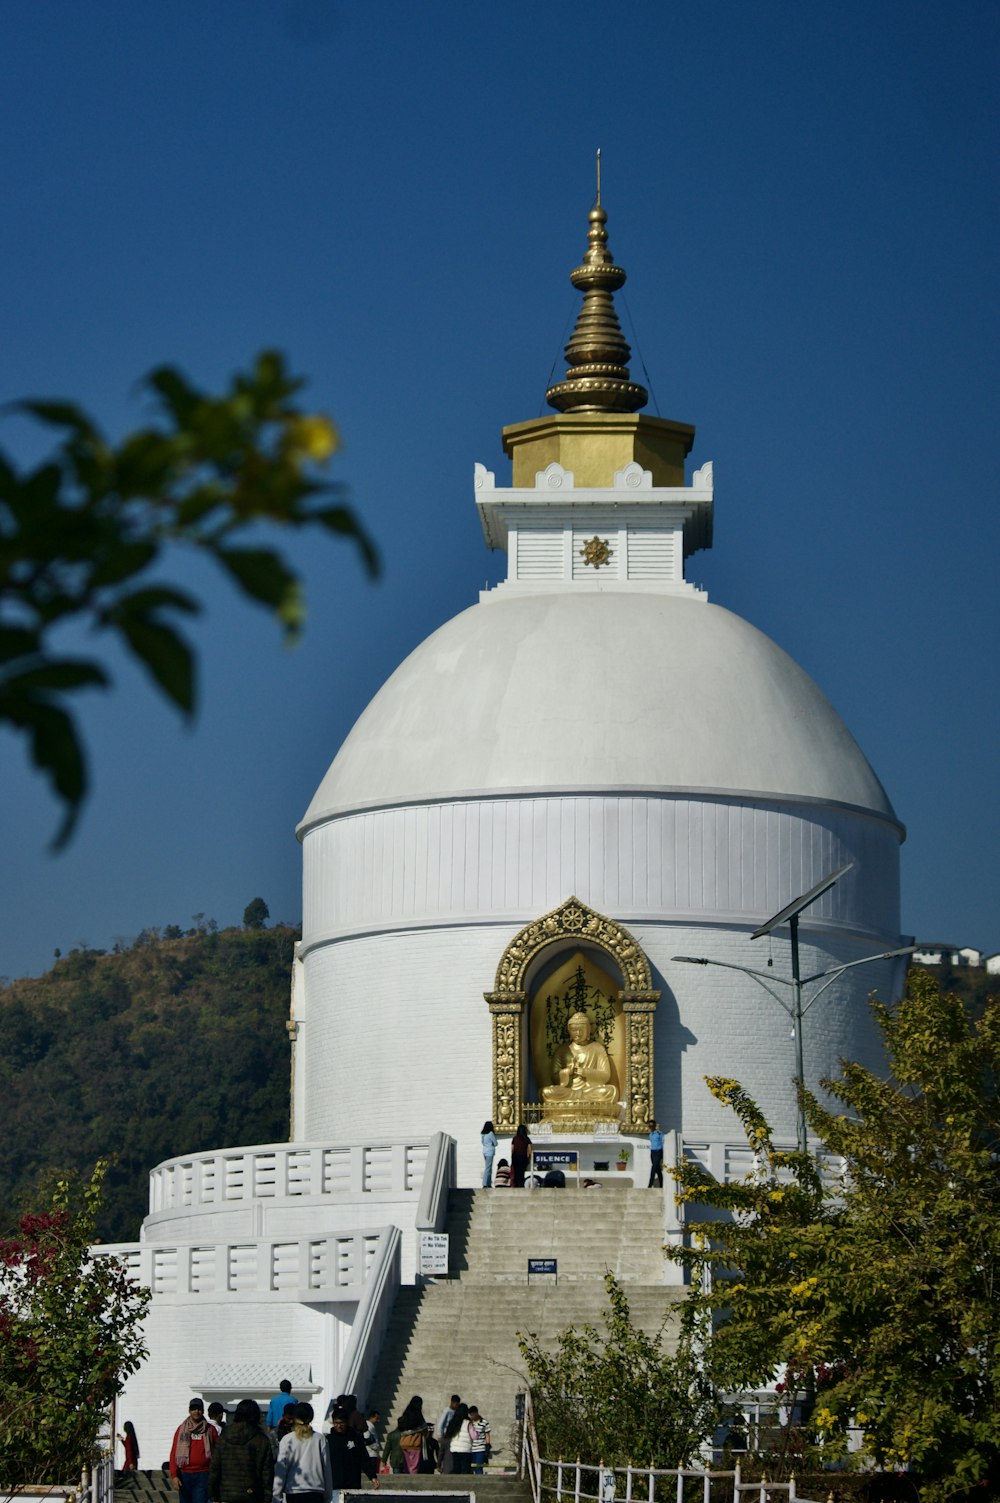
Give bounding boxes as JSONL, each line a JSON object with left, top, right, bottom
{"left": 484, "top": 896, "right": 659, "bottom": 1133}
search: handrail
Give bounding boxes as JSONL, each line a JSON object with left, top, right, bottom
{"left": 517, "top": 1389, "right": 541, "bottom": 1503}
{"left": 335, "top": 1224, "right": 401, "bottom": 1403}
{"left": 414, "top": 1131, "right": 455, "bottom": 1233}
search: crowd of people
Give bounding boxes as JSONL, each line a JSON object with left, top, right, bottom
{"left": 122, "top": 1382, "right": 491, "bottom": 1496}
{"left": 379, "top": 1393, "right": 491, "bottom": 1475}
{"left": 147, "top": 1387, "right": 382, "bottom": 1502}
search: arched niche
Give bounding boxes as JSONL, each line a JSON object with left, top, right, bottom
{"left": 484, "top": 896, "right": 660, "bottom": 1133}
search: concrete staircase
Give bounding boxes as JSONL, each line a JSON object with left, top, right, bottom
{"left": 368, "top": 1187, "right": 686, "bottom": 1464}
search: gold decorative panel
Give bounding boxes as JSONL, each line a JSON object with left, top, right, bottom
{"left": 485, "top": 898, "right": 659, "bottom": 1131}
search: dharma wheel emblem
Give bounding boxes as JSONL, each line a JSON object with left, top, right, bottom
{"left": 580, "top": 535, "right": 613, "bottom": 569}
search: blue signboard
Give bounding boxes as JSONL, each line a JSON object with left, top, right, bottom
{"left": 534, "top": 1149, "right": 579, "bottom": 1170}
{"left": 528, "top": 1257, "right": 558, "bottom": 1275}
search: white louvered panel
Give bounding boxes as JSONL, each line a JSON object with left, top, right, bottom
{"left": 626, "top": 529, "right": 678, "bottom": 580}
{"left": 286, "top": 1150, "right": 311, "bottom": 1196}
{"left": 322, "top": 1148, "right": 351, "bottom": 1195}
{"left": 516, "top": 529, "right": 564, "bottom": 580}
{"left": 308, "top": 1240, "right": 329, "bottom": 1288}
{"left": 363, "top": 1144, "right": 393, "bottom": 1193}
{"left": 227, "top": 1245, "right": 256, "bottom": 1291}
{"left": 252, "top": 1153, "right": 277, "bottom": 1198}
{"left": 189, "top": 1246, "right": 215, "bottom": 1294}
{"left": 406, "top": 1142, "right": 428, "bottom": 1191}
{"left": 151, "top": 1248, "right": 177, "bottom": 1294}
{"left": 271, "top": 1242, "right": 299, "bottom": 1290}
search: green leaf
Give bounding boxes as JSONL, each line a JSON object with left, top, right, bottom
{"left": 88, "top": 540, "right": 159, "bottom": 589}
{"left": 213, "top": 545, "right": 298, "bottom": 613}
{"left": 3, "top": 697, "right": 88, "bottom": 848}
{"left": 1, "top": 657, "right": 109, "bottom": 695}
{"left": 110, "top": 584, "right": 200, "bottom": 618}
{"left": 15, "top": 399, "right": 102, "bottom": 444}
{"left": 117, "top": 616, "right": 196, "bottom": 715}
{"left": 314, "top": 504, "right": 380, "bottom": 577}
{"left": 145, "top": 365, "right": 201, "bottom": 423}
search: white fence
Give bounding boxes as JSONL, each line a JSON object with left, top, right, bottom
{"left": 147, "top": 1139, "right": 431, "bottom": 1214}
{"left": 535, "top": 1459, "right": 826, "bottom": 1503}
{"left": 93, "top": 1227, "right": 388, "bottom": 1300}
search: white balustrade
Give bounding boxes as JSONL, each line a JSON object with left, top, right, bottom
{"left": 93, "top": 1227, "right": 388, "bottom": 1302}
{"left": 147, "top": 1139, "right": 430, "bottom": 1214}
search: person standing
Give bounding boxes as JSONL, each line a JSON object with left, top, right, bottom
{"left": 117, "top": 1420, "right": 140, "bottom": 1472}
{"left": 266, "top": 1381, "right": 300, "bottom": 1433}
{"left": 510, "top": 1125, "right": 532, "bottom": 1188}
{"left": 434, "top": 1394, "right": 460, "bottom": 1473}
{"left": 467, "top": 1407, "right": 491, "bottom": 1474}
{"left": 397, "top": 1396, "right": 430, "bottom": 1476}
{"left": 361, "top": 1410, "right": 382, "bottom": 1481}
{"left": 273, "top": 1403, "right": 331, "bottom": 1503}
{"left": 327, "top": 1408, "right": 378, "bottom": 1494}
{"left": 170, "top": 1399, "right": 219, "bottom": 1503}
{"left": 208, "top": 1404, "right": 227, "bottom": 1433}
{"left": 444, "top": 1404, "right": 472, "bottom": 1474}
{"left": 480, "top": 1121, "right": 498, "bottom": 1187}
{"left": 208, "top": 1399, "right": 273, "bottom": 1503}
{"left": 647, "top": 1119, "right": 664, "bottom": 1188}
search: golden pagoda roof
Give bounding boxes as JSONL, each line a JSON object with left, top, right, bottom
{"left": 545, "top": 188, "right": 648, "bottom": 415}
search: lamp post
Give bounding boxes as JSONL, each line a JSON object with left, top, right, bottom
{"left": 673, "top": 864, "right": 918, "bottom": 1154}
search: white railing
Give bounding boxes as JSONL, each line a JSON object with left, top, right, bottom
{"left": 94, "top": 1227, "right": 390, "bottom": 1300}
{"left": 518, "top": 1392, "right": 825, "bottom": 1503}
{"left": 414, "top": 1130, "right": 456, "bottom": 1235}
{"left": 336, "top": 1223, "right": 402, "bottom": 1401}
{"left": 530, "top": 1455, "right": 826, "bottom": 1503}
{"left": 147, "top": 1139, "right": 432, "bottom": 1215}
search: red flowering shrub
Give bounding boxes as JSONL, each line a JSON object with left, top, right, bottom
{"left": 0, "top": 1161, "right": 149, "bottom": 1484}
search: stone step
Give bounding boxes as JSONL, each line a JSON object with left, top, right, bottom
{"left": 367, "top": 1187, "right": 685, "bottom": 1464}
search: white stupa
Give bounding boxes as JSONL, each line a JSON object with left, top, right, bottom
{"left": 105, "top": 192, "right": 906, "bottom": 1462}
{"left": 293, "top": 194, "right": 904, "bottom": 1168}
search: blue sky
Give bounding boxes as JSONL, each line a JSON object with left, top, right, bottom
{"left": 1, "top": 0, "right": 997, "bottom": 981}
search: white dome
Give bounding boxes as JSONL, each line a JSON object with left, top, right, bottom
{"left": 300, "top": 592, "right": 898, "bottom": 832}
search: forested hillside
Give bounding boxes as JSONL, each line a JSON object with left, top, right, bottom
{"left": 0, "top": 922, "right": 296, "bottom": 1242}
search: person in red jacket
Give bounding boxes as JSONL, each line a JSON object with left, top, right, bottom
{"left": 170, "top": 1398, "right": 219, "bottom": 1503}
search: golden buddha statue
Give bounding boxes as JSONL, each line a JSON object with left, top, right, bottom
{"left": 541, "top": 1010, "right": 619, "bottom": 1111}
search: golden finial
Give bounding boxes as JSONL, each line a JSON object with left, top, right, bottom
{"left": 545, "top": 175, "right": 647, "bottom": 414}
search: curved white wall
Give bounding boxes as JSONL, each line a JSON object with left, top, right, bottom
{"left": 299, "top": 791, "right": 902, "bottom": 1184}
{"left": 301, "top": 793, "right": 900, "bottom": 951}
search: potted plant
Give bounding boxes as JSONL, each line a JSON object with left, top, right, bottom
{"left": 616, "top": 1143, "right": 632, "bottom": 1171}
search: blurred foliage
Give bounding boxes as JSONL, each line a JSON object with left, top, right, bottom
{"left": 0, "top": 922, "right": 298, "bottom": 1243}
{"left": 669, "top": 971, "right": 1000, "bottom": 1500}
{"left": 0, "top": 351, "right": 378, "bottom": 845}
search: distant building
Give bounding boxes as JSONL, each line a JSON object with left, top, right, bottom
{"left": 912, "top": 946, "right": 983, "bottom": 967}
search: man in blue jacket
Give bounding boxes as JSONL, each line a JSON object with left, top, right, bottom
{"left": 265, "top": 1380, "right": 299, "bottom": 1432}
{"left": 647, "top": 1120, "right": 664, "bottom": 1188}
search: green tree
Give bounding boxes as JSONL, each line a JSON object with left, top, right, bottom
{"left": 670, "top": 971, "right": 1000, "bottom": 1499}
{"left": 0, "top": 351, "right": 378, "bottom": 845}
{"left": 517, "top": 1272, "right": 718, "bottom": 1468}
{"left": 242, "top": 896, "right": 270, "bottom": 930}
{"left": 0, "top": 1160, "right": 150, "bottom": 1483}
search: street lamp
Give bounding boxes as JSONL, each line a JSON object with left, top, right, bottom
{"left": 673, "top": 863, "right": 918, "bottom": 1154}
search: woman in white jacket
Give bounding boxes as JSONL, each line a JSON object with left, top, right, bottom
{"left": 445, "top": 1404, "right": 473, "bottom": 1475}
{"left": 273, "top": 1404, "right": 332, "bottom": 1503}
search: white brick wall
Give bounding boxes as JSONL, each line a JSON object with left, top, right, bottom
{"left": 114, "top": 1297, "right": 349, "bottom": 1473}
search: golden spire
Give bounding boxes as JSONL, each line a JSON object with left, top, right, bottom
{"left": 545, "top": 166, "right": 648, "bottom": 415}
